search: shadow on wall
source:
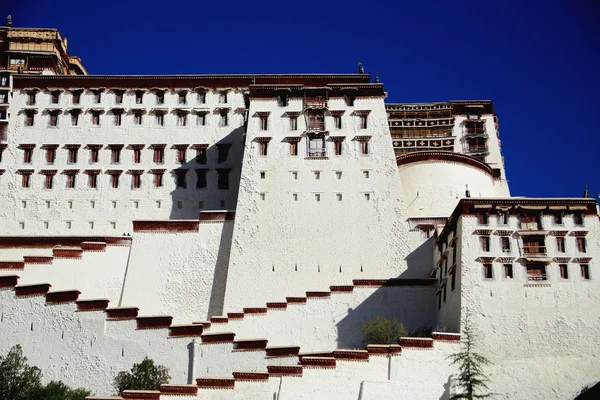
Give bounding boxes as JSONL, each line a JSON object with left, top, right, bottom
{"left": 169, "top": 127, "right": 244, "bottom": 219}
{"left": 335, "top": 283, "right": 437, "bottom": 349}
{"left": 335, "top": 237, "right": 438, "bottom": 349}
{"left": 401, "top": 236, "right": 435, "bottom": 279}
{"left": 206, "top": 221, "right": 235, "bottom": 318}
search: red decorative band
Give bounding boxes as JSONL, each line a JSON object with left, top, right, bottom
{"left": 352, "top": 279, "right": 437, "bottom": 287}
{"left": 199, "top": 211, "right": 235, "bottom": 223}
{"left": 105, "top": 236, "right": 132, "bottom": 246}
{"left": 136, "top": 316, "right": 173, "bottom": 330}
{"left": 332, "top": 350, "right": 369, "bottom": 360}
{"left": 233, "top": 371, "right": 269, "bottom": 381}
{"left": 286, "top": 297, "right": 307, "bottom": 303}
{"left": 122, "top": 390, "right": 160, "bottom": 399}
{"left": 399, "top": 337, "right": 434, "bottom": 348}
{"left": 76, "top": 299, "right": 110, "bottom": 311}
{"left": 168, "top": 324, "right": 204, "bottom": 337}
{"left": 227, "top": 312, "right": 244, "bottom": 319}
{"left": 300, "top": 357, "right": 336, "bottom": 367}
{"left": 233, "top": 339, "right": 268, "bottom": 350}
{"left": 80, "top": 242, "right": 107, "bottom": 251}
{"left": 105, "top": 307, "right": 139, "bottom": 319}
{"left": 15, "top": 283, "right": 51, "bottom": 297}
{"left": 201, "top": 332, "right": 236, "bottom": 343}
{"left": 192, "top": 321, "right": 211, "bottom": 329}
{"left": 265, "top": 346, "right": 300, "bottom": 357}
{"left": 432, "top": 332, "right": 461, "bottom": 341}
{"left": 53, "top": 248, "right": 83, "bottom": 258}
{"left": 133, "top": 220, "right": 199, "bottom": 232}
{"left": 159, "top": 384, "right": 198, "bottom": 395}
{"left": 306, "top": 291, "right": 330, "bottom": 298}
{"left": 0, "top": 261, "right": 25, "bottom": 270}
{"left": 366, "top": 344, "right": 402, "bottom": 355}
{"left": 196, "top": 377, "right": 235, "bottom": 389}
{"left": 299, "top": 351, "right": 333, "bottom": 359}
{"left": 23, "top": 256, "right": 53, "bottom": 264}
{"left": 330, "top": 285, "right": 354, "bottom": 292}
{"left": 210, "top": 316, "right": 229, "bottom": 323}
{"left": 46, "top": 290, "right": 81, "bottom": 304}
{"left": 266, "top": 302, "right": 287, "bottom": 309}
{"left": 0, "top": 275, "right": 19, "bottom": 288}
{"left": 243, "top": 307, "right": 267, "bottom": 314}
{"left": 267, "top": 365, "right": 303, "bottom": 376}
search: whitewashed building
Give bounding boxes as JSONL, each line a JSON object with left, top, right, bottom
{"left": 0, "top": 20, "right": 599, "bottom": 400}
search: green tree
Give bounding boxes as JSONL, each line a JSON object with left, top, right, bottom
{"left": 0, "top": 344, "right": 42, "bottom": 400}
{"left": 31, "top": 381, "right": 90, "bottom": 400}
{"left": 361, "top": 316, "right": 408, "bottom": 345}
{"left": 114, "top": 357, "right": 171, "bottom": 394}
{"left": 447, "top": 316, "right": 495, "bottom": 399}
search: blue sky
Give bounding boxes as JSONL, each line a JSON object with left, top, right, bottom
{"left": 5, "top": 0, "right": 599, "bottom": 198}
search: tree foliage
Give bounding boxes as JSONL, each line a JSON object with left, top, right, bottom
{"left": 447, "top": 316, "right": 495, "bottom": 399}
{"left": 114, "top": 357, "right": 171, "bottom": 394}
{"left": 361, "top": 316, "right": 408, "bottom": 344}
{"left": 0, "top": 345, "right": 89, "bottom": 400}
{"left": 30, "top": 381, "right": 90, "bottom": 400}
{"left": 0, "top": 344, "right": 42, "bottom": 400}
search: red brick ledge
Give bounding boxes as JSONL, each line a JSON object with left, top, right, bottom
{"left": 232, "top": 371, "right": 269, "bottom": 381}
{"left": 267, "top": 365, "right": 303, "bottom": 376}
{"left": 192, "top": 321, "right": 212, "bottom": 329}
{"left": 353, "top": 278, "right": 437, "bottom": 287}
{"left": 333, "top": 350, "right": 369, "bottom": 360}
{"left": 366, "top": 344, "right": 402, "bottom": 355}
{"left": 15, "top": 283, "right": 51, "bottom": 297}
{"left": 133, "top": 220, "right": 200, "bottom": 232}
{"left": 265, "top": 346, "right": 300, "bottom": 357}
{"left": 105, "top": 307, "right": 139, "bottom": 319}
{"left": 0, "top": 261, "right": 25, "bottom": 270}
{"left": 105, "top": 237, "right": 133, "bottom": 246}
{"left": 210, "top": 316, "right": 229, "bottom": 323}
{"left": 306, "top": 291, "right": 331, "bottom": 298}
{"left": 243, "top": 307, "right": 267, "bottom": 314}
{"left": 399, "top": 337, "right": 434, "bottom": 348}
{"left": 300, "top": 356, "right": 336, "bottom": 368}
{"left": 23, "top": 256, "right": 53, "bottom": 264}
{"left": 233, "top": 338, "right": 268, "bottom": 350}
{"left": 201, "top": 332, "right": 236, "bottom": 343}
{"left": 76, "top": 299, "right": 110, "bottom": 311}
{"left": 136, "top": 316, "right": 173, "bottom": 330}
{"left": 330, "top": 285, "right": 354, "bottom": 292}
{"left": 0, "top": 275, "right": 20, "bottom": 288}
{"left": 266, "top": 302, "right": 287, "bottom": 309}
{"left": 80, "top": 242, "right": 107, "bottom": 251}
{"left": 299, "top": 351, "right": 334, "bottom": 360}
{"left": 46, "top": 290, "right": 81, "bottom": 304}
{"left": 227, "top": 312, "right": 244, "bottom": 319}
{"left": 196, "top": 377, "right": 235, "bottom": 389}
{"left": 432, "top": 332, "right": 461, "bottom": 341}
{"left": 53, "top": 247, "right": 83, "bottom": 258}
{"left": 122, "top": 391, "right": 160, "bottom": 399}
{"left": 0, "top": 236, "right": 130, "bottom": 249}
{"left": 286, "top": 297, "right": 307, "bottom": 303}
{"left": 168, "top": 324, "right": 204, "bottom": 337}
{"left": 159, "top": 384, "right": 198, "bottom": 395}
{"left": 199, "top": 211, "right": 235, "bottom": 223}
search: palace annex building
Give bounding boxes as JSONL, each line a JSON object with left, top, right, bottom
{"left": 0, "top": 18, "right": 599, "bottom": 400}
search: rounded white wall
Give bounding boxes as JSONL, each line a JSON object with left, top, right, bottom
{"left": 399, "top": 160, "right": 495, "bottom": 218}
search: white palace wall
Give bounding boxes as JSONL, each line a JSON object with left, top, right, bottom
{"left": 119, "top": 221, "right": 234, "bottom": 323}
{"left": 444, "top": 210, "right": 600, "bottom": 399}
{"left": 1, "top": 87, "right": 246, "bottom": 235}
{"left": 223, "top": 95, "right": 411, "bottom": 310}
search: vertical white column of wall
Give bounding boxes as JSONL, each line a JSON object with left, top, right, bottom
{"left": 2, "top": 88, "right": 245, "bottom": 235}
{"left": 223, "top": 93, "right": 411, "bottom": 310}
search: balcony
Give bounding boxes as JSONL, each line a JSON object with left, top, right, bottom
{"left": 304, "top": 98, "right": 328, "bottom": 110}
{"left": 466, "top": 146, "right": 489, "bottom": 154}
{"left": 307, "top": 148, "right": 327, "bottom": 158}
{"left": 307, "top": 121, "right": 325, "bottom": 132}
{"left": 464, "top": 127, "right": 487, "bottom": 138}
{"left": 521, "top": 245, "right": 547, "bottom": 256}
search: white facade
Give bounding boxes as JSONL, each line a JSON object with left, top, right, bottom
{"left": 0, "top": 66, "right": 598, "bottom": 400}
